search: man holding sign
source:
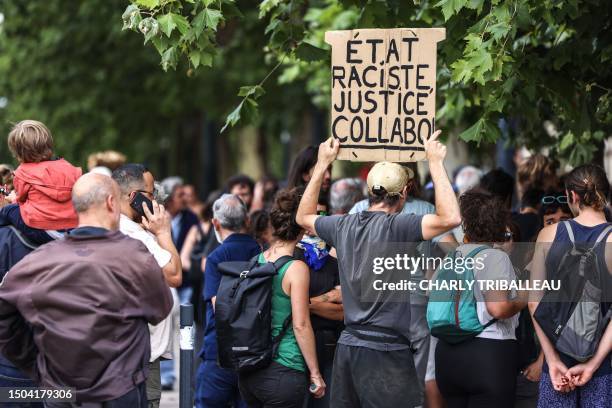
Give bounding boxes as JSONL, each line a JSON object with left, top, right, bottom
{"left": 296, "top": 131, "right": 460, "bottom": 407}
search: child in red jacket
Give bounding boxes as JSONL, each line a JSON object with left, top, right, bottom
{"left": 7, "top": 120, "right": 82, "bottom": 230}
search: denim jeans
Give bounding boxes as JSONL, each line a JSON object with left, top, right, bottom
{"left": 0, "top": 357, "right": 42, "bottom": 408}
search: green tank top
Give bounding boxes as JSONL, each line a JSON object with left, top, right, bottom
{"left": 258, "top": 253, "right": 305, "bottom": 372}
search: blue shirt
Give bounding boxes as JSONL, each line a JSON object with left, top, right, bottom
{"left": 201, "top": 233, "right": 261, "bottom": 361}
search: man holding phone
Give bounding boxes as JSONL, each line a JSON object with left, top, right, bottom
{"left": 112, "top": 164, "right": 182, "bottom": 408}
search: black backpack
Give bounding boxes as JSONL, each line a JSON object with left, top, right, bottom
{"left": 215, "top": 254, "right": 293, "bottom": 373}
{"left": 534, "top": 221, "right": 612, "bottom": 362}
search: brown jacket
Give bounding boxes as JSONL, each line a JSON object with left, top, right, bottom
{"left": 0, "top": 229, "right": 173, "bottom": 402}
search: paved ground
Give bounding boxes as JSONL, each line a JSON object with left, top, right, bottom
{"left": 160, "top": 390, "right": 180, "bottom": 408}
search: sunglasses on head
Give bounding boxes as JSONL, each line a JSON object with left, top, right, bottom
{"left": 542, "top": 195, "right": 568, "bottom": 204}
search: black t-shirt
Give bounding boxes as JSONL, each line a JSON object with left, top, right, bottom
{"left": 293, "top": 246, "right": 343, "bottom": 332}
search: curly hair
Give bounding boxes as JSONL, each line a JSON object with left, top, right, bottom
{"left": 460, "top": 188, "right": 510, "bottom": 243}
{"left": 270, "top": 188, "right": 303, "bottom": 242}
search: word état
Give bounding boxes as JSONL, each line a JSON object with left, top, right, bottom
{"left": 331, "top": 36, "right": 434, "bottom": 147}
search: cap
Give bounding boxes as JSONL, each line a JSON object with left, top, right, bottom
{"left": 367, "top": 162, "right": 412, "bottom": 196}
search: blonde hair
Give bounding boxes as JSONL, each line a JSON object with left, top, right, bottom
{"left": 7, "top": 120, "right": 54, "bottom": 163}
{"left": 87, "top": 150, "right": 127, "bottom": 171}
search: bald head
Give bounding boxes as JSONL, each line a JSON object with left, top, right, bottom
{"left": 72, "top": 173, "right": 121, "bottom": 230}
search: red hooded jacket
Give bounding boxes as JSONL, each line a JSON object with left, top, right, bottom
{"left": 13, "top": 159, "right": 82, "bottom": 230}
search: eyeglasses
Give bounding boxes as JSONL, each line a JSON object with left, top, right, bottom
{"left": 542, "top": 195, "right": 568, "bottom": 204}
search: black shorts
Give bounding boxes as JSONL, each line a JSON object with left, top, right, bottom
{"left": 330, "top": 343, "right": 422, "bottom": 408}
{"left": 238, "top": 361, "right": 308, "bottom": 408}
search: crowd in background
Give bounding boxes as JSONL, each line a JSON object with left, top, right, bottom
{"left": 0, "top": 120, "right": 610, "bottom": 408}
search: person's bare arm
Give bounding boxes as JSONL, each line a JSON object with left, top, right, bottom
{"left": 566, "top": 321, "right": 611, "bottom": 386}
{"left": 286, "top": 261, "right": 326, "bottom": 398}
{"left": 180, "top": 226, "right": 198, "bottom": 271}
{"left": 421, "top": 131, "right": 462, "bottom": 241}
{"left": 309, "top": 302, "right": 344, "bottom": 321}
{"left": 296, "top": 138, "right": 340, "bottom": 235}
{"left": 484, "top": 292, "right": 527, "bottom": 319}
{"left": 142, "top": 201, "right": 183, "bottom": 288}
{"left": 528, "top": 224, "right": 573, "bottom": 392}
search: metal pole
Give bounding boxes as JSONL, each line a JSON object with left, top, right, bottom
{"left": 179, "top": 303, "right": 194, "bottom": 408}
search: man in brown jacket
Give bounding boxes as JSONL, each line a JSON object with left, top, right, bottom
{"left": 0, "top": 173, "right": 173, "bottom": 407}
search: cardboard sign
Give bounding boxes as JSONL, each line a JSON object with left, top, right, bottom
{"left": 325, "top": 28, "right": 445, "bottom": 162}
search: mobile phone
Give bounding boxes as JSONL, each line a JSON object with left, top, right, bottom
{"left": 130, "top": 192, "right": 154, "bottom": 217}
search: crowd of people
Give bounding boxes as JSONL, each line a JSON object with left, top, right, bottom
{"left": 0, "top": 119, "right": 610, "bottom": 408}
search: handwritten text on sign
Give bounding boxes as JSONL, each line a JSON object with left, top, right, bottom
{"left": 325, "top": 28, "right": 445, "bottom": 161}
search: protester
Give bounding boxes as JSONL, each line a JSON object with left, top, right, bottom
{"left": 540, "top": 191, "right": 572, "bottom": 226}
{"left": 183, "top": 184, "right": 205, "bottom": 219}
{"left": 297, "top": 132, "right": 461, "bottom": 408}
{"left": 239, "top": 188, "right": 326, "bottom": 407}
{"left": 529, "top": 164, "right": 611, "bottom": 407}
{"left": 249, "top": 209, "right": 272, "bottom": 249}
{"left": 195, "top": 194, "right": 260, "bottom": 408}
{"left": 454, "top": 165, "right": 483, "bottom": 195}
{"left": 513, "top": 188, "right": 544, "bottom": 242}
{"left": 226, "top": 174, "right": 255, "bottom": 209}
{"left": 516, "top": 154, "right": 559, "bottom": 201}
{"left": 350, "top": 162, "right": 458, "bottom": 393}
{"left": 329, "top": 178, "right": 366, "bottom": 215}
{"left": 0, "top": 173, "right": 173, "bottom": 406}
{"left": 480, "top": 168, "right": 515, "bottom": 209}
{"left": 293, "top": 190, "right": 343, "bottom": 408}
{"left": 87, "top": 150, "right": 127, "bottom": 174}
{"left": 433, "top": 188, "right": 525, "bottom": 408}
{"left": 250, "top": 175, "right": 279, "bottom": 212}
{"left": 112, "top": 164, "right": 182, "bottom": 408}
{"left": 287, "top": 145, "right": 332, "bottom": 206}
{"left": 8, "top": 120, "right": 82, "bottom": 230}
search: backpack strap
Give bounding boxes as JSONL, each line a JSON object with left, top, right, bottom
{"left": 272, "top": 255, "right": 294, "bottom": 272}
{"left": 271, "top": 314, "right": 293, "bottom": 357}
{"left": 463, "top": 245, "right": 489, "bottom": 259}
{"left": 563, "top": 221, "right": 575, "bottom": 244}
{"left": 594, "top": 224, "right": 612, "bottom": 244}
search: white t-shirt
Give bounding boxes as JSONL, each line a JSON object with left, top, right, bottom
{"left": 120, "top": 214, "right": 175, "bottom": 361}
{"left": 457, "top": 244, "right": 519, "bottom": 340}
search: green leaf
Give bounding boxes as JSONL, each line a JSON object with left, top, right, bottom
{"left": 202, "top": 0, "right": 215, "bottom": 6}
{"left": 459, "top": 117, "right": 500, "bottom": 144}
{"left": 295, "top": 42, "right": 328, "bottom": 62}
{"left": 135, "top": 0, "right": 159, "bottom": 9}
{"left": 189, "top": 49, "right": 214, "bottom": 68}
{"left": 122, "top": 5, "right": 141, "bottom": 31}
{"left": 171, "top": 13, "right": 190, "bottom": 35}
{"left": 161, "top": 46, "right": 178, "bottom": 71}
{"left": 221, "top": 100, "right": 244, "bottom": 133}
{"left": 435, "top": 0, "right": 467, "bottom": 21}
{"left": 157, "top": 13, "right": 177, "bottom": 37}
{"left": 151, "top": 35, "right": 169, "bottom": 56}
{"left": 203, "top": 8, "right": 223, "bottom": 31}
{"left": 559, "top": 132, "right": 575, "bottom": 151}
{"left": 238, "top": 85, "right": 265, "bottom": 99}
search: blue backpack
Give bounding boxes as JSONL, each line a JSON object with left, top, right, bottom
{"left": 426, "top": 246, "right": 496, "bottom": 344}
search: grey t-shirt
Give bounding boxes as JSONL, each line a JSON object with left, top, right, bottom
{"left": 315, "top": 211, "right": 424, "bottom": 350}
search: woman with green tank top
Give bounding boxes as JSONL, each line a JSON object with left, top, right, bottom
{"left": 238, "top": 189, "right": 326, "bottom": 407}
